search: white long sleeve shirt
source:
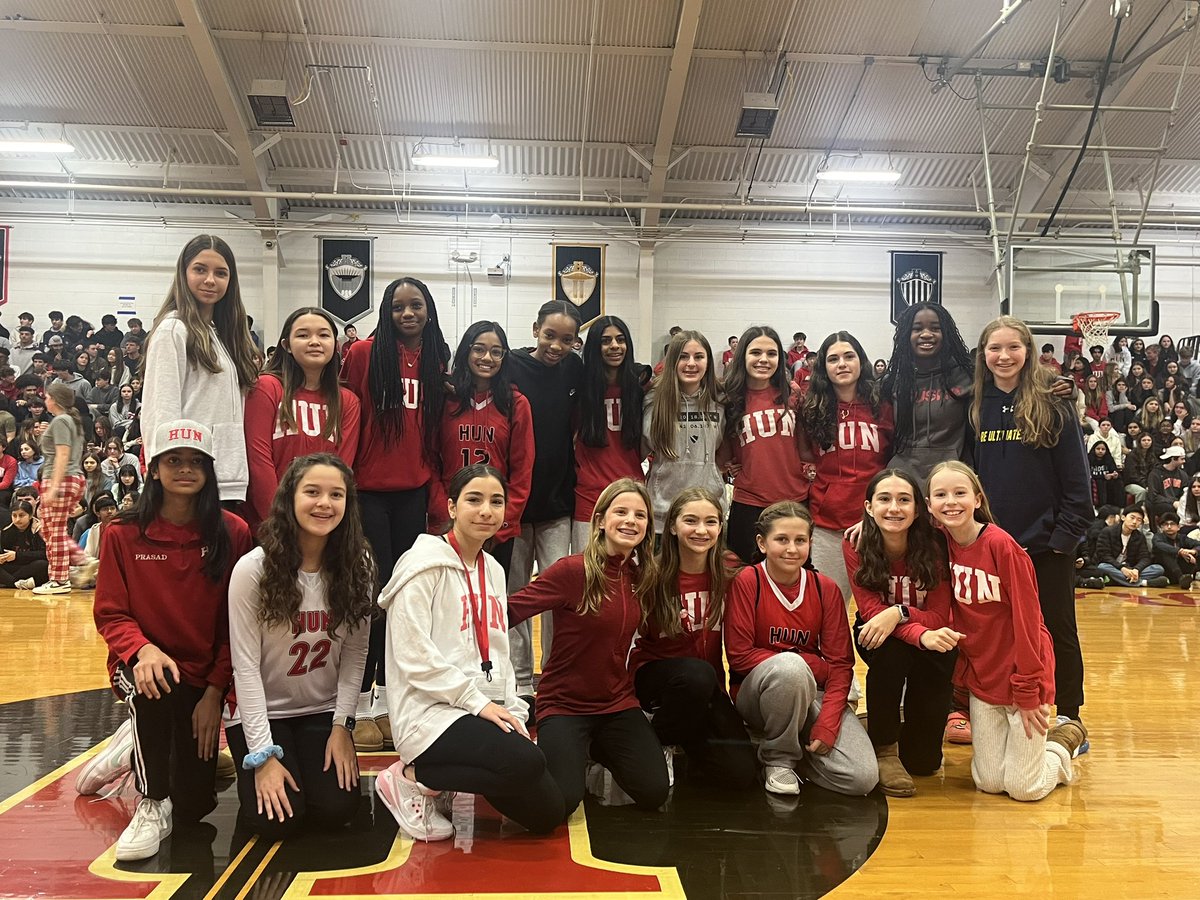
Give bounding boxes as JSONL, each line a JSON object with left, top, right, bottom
{"left": 226, "top": 547, "right": 369, "bottom": 756}
{"left": 380, "top": 534, "right": 526, "bottom": 761}
{"left": 141, "top": 312, "right": 248, "bottom": 501}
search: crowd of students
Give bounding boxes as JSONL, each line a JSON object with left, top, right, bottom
{"left": 18, "top": 231, "right": 1157, "bottom": 864}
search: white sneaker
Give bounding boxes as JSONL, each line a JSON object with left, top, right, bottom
{"left": 32, "top": 580, "right": 71, "bottom": 595}
{"left": 115, "top": 797, "right": 173, "bottom": 861}
{"left": 76, "top": 719, "right": 134, "bottom": 795}
{"left": 375, "top": 763, "right": 452, "bottom": 842}
{"left": 764, "top": 765, "right": 802, "bottom": 795}
{"left": 13, "top": 578, "right": 34, "bottom": 590}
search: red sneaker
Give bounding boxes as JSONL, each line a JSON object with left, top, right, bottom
{"left": 944, "top": 711, "right": 972, "bottom": 745}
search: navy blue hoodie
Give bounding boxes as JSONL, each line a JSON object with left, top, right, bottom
{"left": 973, "top": 384, "right": 1093, "bottom": 555}
{"left": 508, "top": 348, "right": 583, "bottom": 523}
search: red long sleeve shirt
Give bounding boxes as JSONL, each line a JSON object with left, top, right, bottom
{"left": 573, "top": 385, "right": 645, "bottom": 522}
{"left": 507, "top": 553, "right": 642, "bottom": 720}
{"left": 629, "top": 570, "right": 725, "bottom": 679}
{"left": 842, "top": 540, "right": 951, "bottom": 646}
{"left": 731, "top": 388, "right": 809, "bottom": 507}
{"left": 341, "top": 337, "right": 432, "bottom": 492}
{"left": 945, "top": 524, "right": 1055, "bottom": 710}
{"left": 243, "top": 375, "right": 361, "bottom": 526}
{"left": 93, "top": 512, "right": 253, "bottom": 691}
{"left": 723, "top": 563, "right": 853, "bottom": 747}
{"left": 429, "top": 389, "right": 534, "bottom": 542}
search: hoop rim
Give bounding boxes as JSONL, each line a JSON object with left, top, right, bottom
{"left": 1071, "top": 311, "right": 1122, "bottom": 328}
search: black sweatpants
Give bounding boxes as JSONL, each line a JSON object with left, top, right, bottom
{"left": 853, "top": 623, "right": 956, "bottom": 776}
{"left": 0, "top": 558, "right": 48, "bottom": 587}
{"left": 634, "top": 657, "right": 756, "bottom": 789}
{"left": 225, "top": 712, "right": 361, "bottom": 840}
{"left": 726, "top": 501, "right": 766, "bottom": 565}
{"left": 1152, "top": 544, "right": 1199, "bottom": 584}
{"left": 1030, "top": 550, "right": 1084, "bottom": 719}
{"left": 114, "top": 663, "right": 217, "bottom": 823}
{"left": 413, "top": 715, "right": 563, "bottom": 833}
{"left": 537, "top": 708, "right": 670, "bottom": 818}
{"left": 359, "top": 487, "right": 428, "bottom": 690}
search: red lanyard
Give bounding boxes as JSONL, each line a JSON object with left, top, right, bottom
{"left": 446, "top": 532, "right": 492, "bottom": 681}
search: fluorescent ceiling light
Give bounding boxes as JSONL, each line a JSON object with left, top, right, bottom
{"left": 412, "top": 154, "right": 499, "bottom": 169}
{"left": 0, "top": 139, "right": 75, "bottom": 154}
{"left": 815, "top": 169, "right": 901, "bottom": 183}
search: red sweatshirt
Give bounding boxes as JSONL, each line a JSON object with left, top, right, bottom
{"left": 944, "top": 524, "right": 1055, "bottom": 710}
{"left": 628, "top": 570, "right": 725, "bottom": 678}
{"left": 93, "top": 511, "right": 253, "bottom": 691}
{"left": 243, "top": 375, "right": 361, "bottom": 526}
{"left": 731, "top": 388, "right": 809, "bottom": 507}
{"left": 842, "top": 541, "right": 951, "bottom": 647}
{"left": 573, "top": 385, "right": 645, "bottom": 522}
{"left": 507, "top": 553, "right": 642, "bottom": 720}
{"left": 342, "top": 337, "right": 432, "bottom": 492}
{"left": 804, "top": 396, "right": 894, "bottom": 530}
{"left": 429, "top": 389, "right": 534, "bottom": 542}
{"left": 723, "top": 563, "right": 852, "bottom": 747}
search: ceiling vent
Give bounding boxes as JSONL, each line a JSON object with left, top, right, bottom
{"left": 248, "top": 80, "right": 295, "bottom": 128}
{"left": 736, "top": 92, "right": 779, "bottom": 139}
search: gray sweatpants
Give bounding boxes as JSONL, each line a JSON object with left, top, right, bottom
{"left": 507, "top": 517, "right": 572, "bottom": 692}
{"left": 809, "top": 525, "right": 853, "bottom": 606}
{"left": 734, "top": 653, "right": 878, "bottom": 796}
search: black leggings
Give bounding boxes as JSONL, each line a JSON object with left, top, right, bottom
{"left": 854, "top": 622, "right": 956, "bottom": 776}
{"left": 1030, "top": 550, "right": 1084, "bottom": 719}
{"left": 634, "top": 657, "right": 756, "bottom": 789}
{"left": 0, "top": 558, "right": 48, "bottom": 587}
{"left": 726, "top": 501, "right": 766, "bottom": 565}
{"left": 414, "top": 715, "right": 563, "bottom": 833}
{"left": 225, "top": 712, "right": 360, "bottom": 840}
{"left": 359, "top": 487, "right": 428, "bottom": 689}
{"left": 537, "top": 708, "right": 670, "bottom": 818}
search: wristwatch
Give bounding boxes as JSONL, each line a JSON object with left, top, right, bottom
{"left": 896, "top": 605, "right": 911, "bottom": 623}
{"left": 333, "top": 715, "right": 356, "bottom": 732}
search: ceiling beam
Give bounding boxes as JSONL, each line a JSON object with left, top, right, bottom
{"left": 170, "top": 0, "right": 273, "bottom": 222}
{"left": 0, "top": 20, "right": 181, "bottom": 38}
{"left": 641, "top": 0, "right": 704, "bottom": 232}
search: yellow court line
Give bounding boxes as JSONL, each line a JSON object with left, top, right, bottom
{"left": 232, "top": 841, "right": 282, "bottom": 900}
{"left": 200, "top": 835, "right": 259, "bottom": 900}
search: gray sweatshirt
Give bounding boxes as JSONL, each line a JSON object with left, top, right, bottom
{"left": 642, "top": 390, "right": 726, "bottom": 532}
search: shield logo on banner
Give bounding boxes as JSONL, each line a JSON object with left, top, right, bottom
{"left": 558, "top": 260, "right": 598, "bottom": 306}
{"left": 889, "top": 250, "right": 943, "bottom": 325}
{"left": 897, "top": 268, "right": 936, "bottom": 306}
{"left": 326, "top": 254, "right": 367, "bottom": 301}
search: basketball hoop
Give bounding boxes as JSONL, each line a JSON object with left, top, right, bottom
{"left": 1072, "top": 311, "right": 1121, "bottom": 350}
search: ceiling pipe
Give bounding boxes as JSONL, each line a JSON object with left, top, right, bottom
{"left": 5, "top": 178, "right": 1200, "bottom": 226}
{"left": 931, "top": 0, "right": 1036, "bottom": 94}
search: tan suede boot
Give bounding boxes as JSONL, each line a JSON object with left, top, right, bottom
{"left": 875, "top": 743, "right": 916, "bottom": 797}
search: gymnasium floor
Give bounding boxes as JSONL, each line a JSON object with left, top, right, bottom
{"left": 0, "top": 585, "right": 1195, "bottom": 900}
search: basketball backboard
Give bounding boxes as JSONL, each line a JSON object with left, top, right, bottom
{"left": 1004, "top": 243, "right": 1159, "bottom": 336}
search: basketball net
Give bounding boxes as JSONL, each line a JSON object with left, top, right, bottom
{"left": 1072, "top": 312, "right": 1120, "bottom": 350}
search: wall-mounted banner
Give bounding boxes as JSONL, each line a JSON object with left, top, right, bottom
{"left": 552, "top": 243, "right": 606, "bottom": 329}
{"left": 0, "top": 226, "right": 9, "bottom": 306}
{"left": 319, "top": 237, "right": 374, "bottom": 325}
{"left": 889, "top": 250, "right": 943, "bottom": 324}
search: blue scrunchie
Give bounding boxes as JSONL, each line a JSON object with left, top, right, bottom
{"left": 242, "top": 745, "right": 285, "bottom": 770}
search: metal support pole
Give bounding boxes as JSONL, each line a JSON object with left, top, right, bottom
{"left": 974, "top": 74, "right": 1005, "bottom": 303}
{"left": 1003, "top": 0, "right": 1065, "bottom": 252}
{"left": 933, "top": 0, "right": 1035, "bottom": 94}
{"left": 1096, "top": 115, "right": 1131, "bottom": 317}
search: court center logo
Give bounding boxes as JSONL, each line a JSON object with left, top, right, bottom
{"left": 889, "top": 250, "right": 944, "bottom": 325}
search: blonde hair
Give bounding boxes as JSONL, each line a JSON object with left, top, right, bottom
{"left": 647, "top": 488, "right": 733, "bottom": 636}
{"left": 928, "top": 460, "right": 994, "bottom": 524}
{"left": 970, "top": 315, "right": 1064, "bottom": 448}
{"left": 647, "top": 331, "right": 721, "bottom": 461}
{"left": 580, "top": 479, "right": 656, "bottom": 616}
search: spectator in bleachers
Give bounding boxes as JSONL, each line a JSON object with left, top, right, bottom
{"left": 1151, "top": 511, "right": 1199, "bottom": 589}
{"left": 42, "top": 311, "right": 65, "bottom": 348}
{"left": 11, "top": 327, "right": 38, "bottom": 376}
{"left": 1095, "top": 506, "right": 1168, "bottom": 588}
{"left": 94, "top": 314, "right": 123, "bottom": 351}
{"left": 49, "top": 359, "right": 90, "bottom": 399}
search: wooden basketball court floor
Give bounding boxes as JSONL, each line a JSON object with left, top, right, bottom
{"left": 0, "top": 585, "right": 1196, "bottom": 900}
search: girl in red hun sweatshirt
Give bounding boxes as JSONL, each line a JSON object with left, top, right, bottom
{"left": 927, "top": 460, "right": 1084, "bottom": 802}
{"left": 342, "top": 278, "right": 449, "bottom": 751}
{"left": 244, "top": 307, "right": 361, "bottom": 529}
{"left": 633, "top": 487, "right": 755, "bottom": 788}
{"left": 722, "top": 325, "right": 808, "bottom": 564}
{"left": 724, "top": 502, "right": 878, "bottom": 797}
{"left": 795, "top": 331, "right": 893, "bottom": 602}
{"left": 83, "top": 419, "right": 253, "bottom": 861}
{"left": 508, "top": 478, "right": 670, "bottom": 819}
{"left": 430, "top": 321, "right": 534, "bottom": 570}
{"left": 573, "top": 315, "right": 645, "bottom": 552}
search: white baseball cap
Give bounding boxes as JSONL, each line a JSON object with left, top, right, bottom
{"left": 153, "top": 419, "right": 214, "bottom": 459}
{"left": 1160, "top": 446, "right": 1186, "bottom": 461}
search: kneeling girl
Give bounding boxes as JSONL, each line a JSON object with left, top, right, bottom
{"left": 225, "top": 453, "right": 375, "bottom": 837}
{"left": 379, "top": 464, "right": 563, "bottom": 840}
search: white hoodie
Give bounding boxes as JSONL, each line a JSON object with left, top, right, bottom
{"left": 380, "top": 534, "right": 527, "bottom": 761}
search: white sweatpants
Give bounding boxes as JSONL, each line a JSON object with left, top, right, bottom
{"left": 969, "top": 694, "right": 1073, "bottom": 802}
{"left": 507, "top": 517, "right": 572, "bottom": 691}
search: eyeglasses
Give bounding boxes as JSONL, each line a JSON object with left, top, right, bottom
{"left": 470, "top": 344, "right": 507, "bottom": 361}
